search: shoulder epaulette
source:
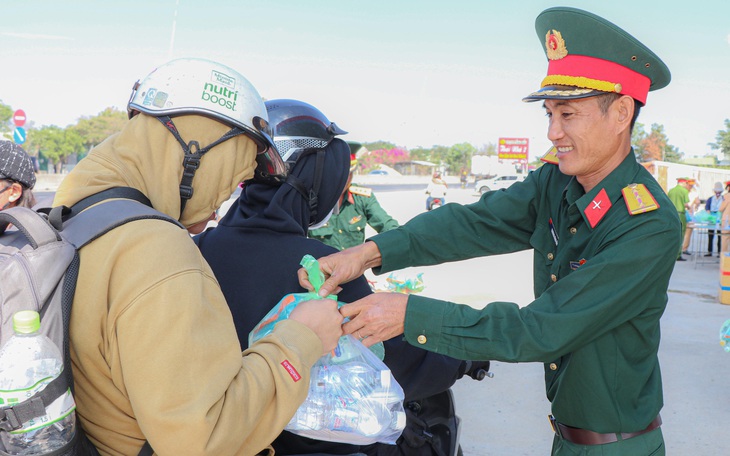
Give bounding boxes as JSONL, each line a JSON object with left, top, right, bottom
{"left": 349, "top": 185, "right": 372, "bottom": 197}
{"left": 540, "top": 146, "right": 559, "bottom": 164}
{"left": 622, "top": 183, "right": 659, "bottom": 215}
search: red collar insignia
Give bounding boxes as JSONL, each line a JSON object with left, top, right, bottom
{"left": 583, "top": 188, "right": 611, "bottom": 228}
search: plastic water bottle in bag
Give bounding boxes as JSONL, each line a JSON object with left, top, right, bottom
{"left": 0, "top": 311, "right": 76, "bottom": 455}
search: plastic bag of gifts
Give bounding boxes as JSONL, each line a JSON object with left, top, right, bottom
{"left": 249, "top": 255, "right": 405, "bottom": 444}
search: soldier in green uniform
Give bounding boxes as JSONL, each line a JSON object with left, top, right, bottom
{"left": 667, "top": 177, "right": 692, "bottom": 261}
{"left": 301, "top": 7, "right": 676, "bottom": 456}
{"left": 309, "top": 145, "right": 399, "bottom": 250}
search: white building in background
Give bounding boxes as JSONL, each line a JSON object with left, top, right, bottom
{"left": 643, "top": 161, "right": 730, "bottom": 199}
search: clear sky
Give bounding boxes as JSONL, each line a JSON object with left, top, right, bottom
{"left": 2, "top": 0, "right": 729, "bottom": 160}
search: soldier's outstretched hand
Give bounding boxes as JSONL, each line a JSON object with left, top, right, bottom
{"left": 298, "top": 241, "right": 383, "bottom": 297}
{"left": 339, "top": 293, "right": 408, "bottom": 347}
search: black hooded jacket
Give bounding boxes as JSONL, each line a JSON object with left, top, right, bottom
{"left": 195, "top": 139, "right": 464, "bottom": 455}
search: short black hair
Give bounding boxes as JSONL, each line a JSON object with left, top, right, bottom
{"left": 596, "top": 93, "right": 642, "bottom": 132}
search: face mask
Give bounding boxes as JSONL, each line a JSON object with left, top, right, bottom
{"left": 309, "top": 207, "right": 334, "bottom": 230}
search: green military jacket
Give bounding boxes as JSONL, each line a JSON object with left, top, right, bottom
{"left": 370, "top": 152, "right": 680, "bottom": 433}
{"left": 667, "top": 184, "right": 689, "bottom": 213}
{"left": 309, "top": 185, "right": 399, "bottom": 250}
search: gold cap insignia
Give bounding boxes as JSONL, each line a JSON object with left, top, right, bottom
{"left": 622, "top": 183, "right": 659, "bottom": 215}
{"left": 545, "top": 30, "right": 568, "bottom": 60}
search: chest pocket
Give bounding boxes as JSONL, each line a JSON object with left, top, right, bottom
{"left": 531, "top": 221, "right": 555, "bottom": 263}
{"left": 344, "top": 215, "right": 366, "bottom": 232}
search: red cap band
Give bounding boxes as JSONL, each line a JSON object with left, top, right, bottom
{"left": 546, "top": 55, "right": 651, "bottom": 104}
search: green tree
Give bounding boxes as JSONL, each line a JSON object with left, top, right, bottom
{"left": 71, "top": 107, "right": 127, "bottom": 158}
{"left": 28, "top": 126, "right": 84, "bottom": 173}
{"left": 641, "top": 124, "right": 666, "bottom": 162}
{"left": 445, "top": 142, "right": 476, "bottom": 175}
{"left": 633, "top": 123, "right": 681, "bottom": 163}
{"left": 430, "top": 145, "right": 450, "bottom": 169}
{"left": 709, "top": 119, "right": 730, "bottom": 160}
{"left": 632, "top": 121, "right": 648, "bottom": 161}
{"left": 478, "top": 143, "right": 497, "bottom": 156}
{"left": 362, "top": 140, "right": 397, "bottom": 151}
{"left": 663, "top": 144, "right": 683, "bottom": 163}
{"left": 0, "top": 100, "right": 13, "bottom": 137}
{"left": 409, "top": 146, "right": 433, "bottom": 162}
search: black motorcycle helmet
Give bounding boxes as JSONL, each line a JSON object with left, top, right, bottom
{"left": 265, "top": 99, "right": 347, "bottom": 164}
{"left": 265, "top": 99, "right": 349, "bottom": 222}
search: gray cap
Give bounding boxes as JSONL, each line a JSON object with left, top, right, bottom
{"left": 0, "top": 140, "right": 36, "bottom": 189}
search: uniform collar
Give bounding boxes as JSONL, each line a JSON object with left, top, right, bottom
{"left": 344, "top": 186, "right": 356, "bottom": 205}
{"left": 565, "top": 151, "right": 641, "bottom": 229}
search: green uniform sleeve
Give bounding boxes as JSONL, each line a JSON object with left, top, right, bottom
{"left": 371, "top": 168, "right": 677, "bottom": 362}
{"left": 371, "top": 172, "right": 541, "bottom": 272}
{"left": 402, "top": 212, "right": 676, "bottom": 363}
{"left": 362, "top": 193, "right": 400, "bottom": 234}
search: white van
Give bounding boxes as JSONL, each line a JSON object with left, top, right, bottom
{"left": 475, "top": 174, "right": 525, "bottom": 195}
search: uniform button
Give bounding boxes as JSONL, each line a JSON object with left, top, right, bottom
{"left": 338, "top": 229, "right": 343, "bottom": 233}
{"left": 569, "top": 227, "right": 577, "bottom": 235}
{"left": 547, "top": 253, "right": 554, "bottom": 261}
{"left": 417, "top": 335, "right": 427, "bottom": 344}
{"left": 551, "top": 274, "right": 557, "bottom": 282}
{"left": 357, "top": 227, "right": 361, "bottom": 231}
{"left": 549, "top": 363, "right": 558, "bottom": 371}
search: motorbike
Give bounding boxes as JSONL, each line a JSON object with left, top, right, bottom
{"left": 398, "top": 363, "right": 492, "bottom": 456}
{"left": 426, "top": 196, "right": 444, "bottom": 211}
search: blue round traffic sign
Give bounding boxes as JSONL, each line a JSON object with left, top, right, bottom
{"left": 13, "top": 127, "right": 26, "bottom": 144}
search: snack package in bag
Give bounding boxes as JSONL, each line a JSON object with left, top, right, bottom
{"left": 249, "top": 255, "right": 405, "bottom": 445}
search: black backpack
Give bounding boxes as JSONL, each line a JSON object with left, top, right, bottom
{"left": 0, "top": 188, "right": 181, "bottom": 456}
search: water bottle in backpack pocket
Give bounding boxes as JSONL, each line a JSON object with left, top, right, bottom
{"left": 0, "top": 311, "right": 76, "bottom": 455}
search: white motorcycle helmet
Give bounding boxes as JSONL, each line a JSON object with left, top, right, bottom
{"left": 128, "top": 58, "right": 270, "bottom": 149}
{"left": 127, "top": 58, "right": 287, "bottom": 212}
{"left": 129, "top": 58, "right": 287, "bottom": 180}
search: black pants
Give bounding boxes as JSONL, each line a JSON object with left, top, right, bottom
{"left": 708, "top": 229, "right": 721, "bottom": 253}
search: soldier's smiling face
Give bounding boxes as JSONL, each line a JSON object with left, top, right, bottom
{"left": 543, "top": 96, "right": 630, "bottom": 192}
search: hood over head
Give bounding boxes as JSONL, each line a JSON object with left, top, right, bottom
{"left": 220, "top": 138, "right": 350, "bottom": 235}
{"left": 53, "top": 113, "right": 258, "bottom": 228}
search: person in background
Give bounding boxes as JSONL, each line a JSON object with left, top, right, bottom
{"left": 52, "top": 59, "right": 343, "bottom": 456}
{"left": 681, "top": 178, "right": 701, "bottom": 256}
{"left": 0, "top": 140, "right": 36, "bottom": 210}
{"left": 195, "top": 99, "right": 485, "bottom": 455}
{"left": 303, "top": 7, "right": 676, "bottom": 455}
{"left": 720, "top": 181, "right": 730, "bottom": 254}
{"left": 425, "top": 171, "right": 448, "bottom": 210}
{"left": 309, "top": 142, "right": 399, "bottom": 250}
{"left": 705, "top": 181, "right": 725, "bottom": 257}
{"left": 668, "top": 177, "right": 692, "bottom": 261}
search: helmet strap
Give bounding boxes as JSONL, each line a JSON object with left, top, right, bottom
{"left": 156, "top": 116, "right": 244, "bottom": 215}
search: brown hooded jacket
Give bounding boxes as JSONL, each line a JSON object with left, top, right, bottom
{"left": 53, "top": 114, "right": 322, "bottom": 455}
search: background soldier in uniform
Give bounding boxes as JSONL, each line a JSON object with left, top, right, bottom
{"left": 668, "top": 177, "right": 692, "bottom": 261}
{"left": 309, "top": 142, "right": 399, "bottom": 250}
